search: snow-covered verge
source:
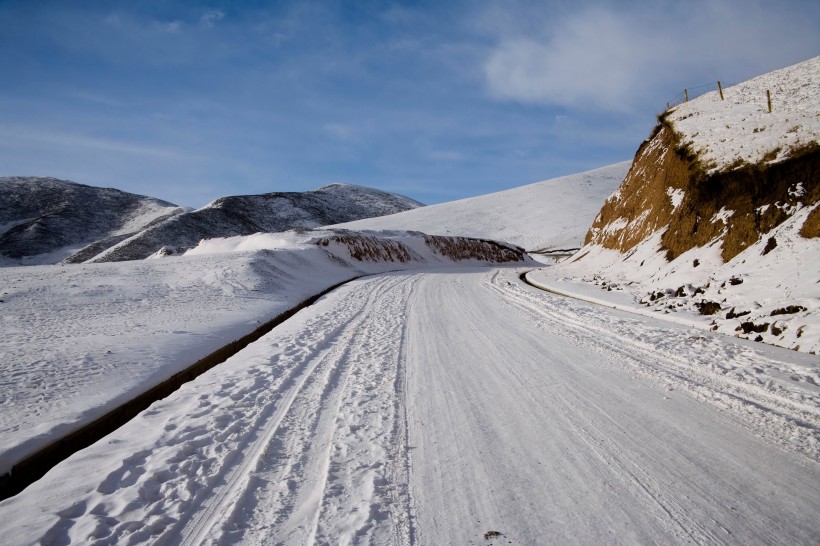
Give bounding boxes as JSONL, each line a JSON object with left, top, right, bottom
{"left": 0, "top": 229, "right": 529, "bottom": 476}
{"left": 531, "top": 201, "right": 820, "bottom": 353}
{"left": 331, "top": 162, "right": 629, "bottom": 252}
{"left": 534, "top": 199, "right": 820, "bottom": 353}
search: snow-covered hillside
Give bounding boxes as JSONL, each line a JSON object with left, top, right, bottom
{"left": 0, "top": 177, "right": 184, "bottom": 266}
{"left": 332, "top": 163, "right": 629, "bottom": 252}
{"left": 548, "top": 56, "right": 820, "bottom": 353}
{"left": 86, "top": 184, "right": 424, "bottom": 263}
{"left": 669, "top": 55, "right": 820, "bottom": 174}
{"left": 0, "top": 230, "right": 527, "bottom": 478}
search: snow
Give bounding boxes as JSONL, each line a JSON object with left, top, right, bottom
{"left": 532, "top": 201, "right": 820, "bottom": 353}
{"left": 0, "top": 268, "right": 817, "bottom": 544}
{"left": 559, "top": 57, "right": 820, "bottom": 354}
{"left": 331, "top": 162, "right": 629, "bottom": 252}
{"left": 0, "top": 229, "right": 528, "bottom": 476}
{"left": 711, "top": 206, "right": 734, "bottom": 224}
{"left": 87, "top": 183, "right": 424, "bottom": 263}
{"left": 669, "top": 56, "right": 820, "bottom": 172}
{"left": 0, "top": 176, "right": 184, "bottom": 266}
{"left": 666, "top": 187, "right": 685, "bottom": 209}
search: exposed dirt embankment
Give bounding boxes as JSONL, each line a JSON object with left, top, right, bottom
{"left": 314, "top": 231, "right": 528, "bottom": 264}
{"left": 584, "top": 119, "right": 820, "bottom": 261}
{"left": 422, "top": 235, "right": 526, "bottom": 263}
{"left": 585, "top": 124, "right": 689, "bottom": 252}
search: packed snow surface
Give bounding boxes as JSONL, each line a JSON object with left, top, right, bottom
{"left": 0, "top": 268, "right": 817, "bottom": 544}
{"left": 0, "top": 230, "right": 525, "bottom": 475}
{"left": 333, "top": 162, "right": 629, "bottom": 251}
{"left": 669, "top": 55, "right": 820, "bottom": 172}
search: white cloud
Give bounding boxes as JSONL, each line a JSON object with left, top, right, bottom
{"left": 154, "top": 20, "right": 184, "bottom": 34}
{"left": 482, "top": 1, "right": 820, "bottom": 112}
{"left": 201, "top": 10, "right": 225, "bottom": 28}
{"left": 0, "top": 125, "right": 191, "bottom": 160}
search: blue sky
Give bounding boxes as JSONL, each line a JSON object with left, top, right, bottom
{"left": 1, "top": 0, "right": 817, "bottom": 206}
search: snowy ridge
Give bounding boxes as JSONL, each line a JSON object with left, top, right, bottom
{"left": 332, "top": 162, "right": 629, "bottom": 252}
{"left": 0, "top": 229, "right": 528, "bottom": 477}
{"left": 0, "top": 177, "right": 184, "bottom": 266}
{"left": 87, "top": 184, "right": 424, "bottom": 263}
{"left": 569, "top": 57, "right": 820, "bottom": 353}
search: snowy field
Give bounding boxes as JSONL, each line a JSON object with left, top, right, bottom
{"left": 0, "top": 267, "right": 817, "bottom": 544}
{"left": 333, "top": 162, "right": 629, "bottom": 252}
{"left": 0, "top": 230, "right": 526, "bottom": 476}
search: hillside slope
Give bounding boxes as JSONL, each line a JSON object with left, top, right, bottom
{"left": 0, "top": 177, "right": 184, "bottom": 266}
{"left": 545, "top": 56, "right": 820, "bottom": 353}
{"left": 332, "top": 163, "right": 630, "bottom": 252}
{"left": 85, "top": 184, "right": 423, "bottom": 263}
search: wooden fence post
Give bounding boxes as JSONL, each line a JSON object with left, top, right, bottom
{"left": 684, "top": 89, "right": 689, "bottom": 102}
{"left": 718, "top": 81, "right": 724, "bottom": 100}
{"left": 767, "top": 90, "right": 772, "bottom": 113}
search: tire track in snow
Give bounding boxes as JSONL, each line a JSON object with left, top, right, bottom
{"left": 163, "top": 274, "right": 413, "bottom": 545}
{"left": 405, "top": 269, "right": 819, "bottom": 544}
{"left": 488, "top": 269, "right": 820, "bottom": 462}
{"left": 189, "top": 273, "right": 416, "bottom": 545}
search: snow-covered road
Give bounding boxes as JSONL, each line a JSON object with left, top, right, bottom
{"left": 1, "top": 268, "right": 818, "bottom": 544}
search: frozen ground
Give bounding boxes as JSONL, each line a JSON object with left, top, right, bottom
{"left": 0, "top": 230, "right": 525, "bottom": 476}
{"left": 0, "top": 267, "right": 817, "bottom": 544}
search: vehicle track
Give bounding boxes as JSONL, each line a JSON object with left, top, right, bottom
{"left": 488, "top": 269, "right": 820, "bottom": 461}
{"left": 157, "top": 274, "right": 416, "bottom": 545}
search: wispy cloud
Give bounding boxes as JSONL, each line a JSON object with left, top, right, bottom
{"left": 1, "top": 125, "right": 193, "bottom": 160}
{"left": 482, "top": 1, "right": 820, "bottom": 112}
{"left": 201, "top": 10, "right": 224, "bottom": 29}
{"left": 154, "top": 20, "right": 184, "bottom": 34}
{"left": 323, "top": 123, "right": 353, "bottom": 140}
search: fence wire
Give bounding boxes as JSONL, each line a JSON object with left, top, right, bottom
{"left": 665, "top": 81, "right": 738, "bottom": 110}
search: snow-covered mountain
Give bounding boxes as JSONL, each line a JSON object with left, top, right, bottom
{"left": 331, "top": 163, "right": 630, "bottom": 252}
{"left": 86, "top": 184, "right": 424, "bottom": 263}
{"left": 0, "top": 177, "right": 184, "bottom": 266}
{"left": 545, "top": 56, "right": 820, "bottom": 353}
